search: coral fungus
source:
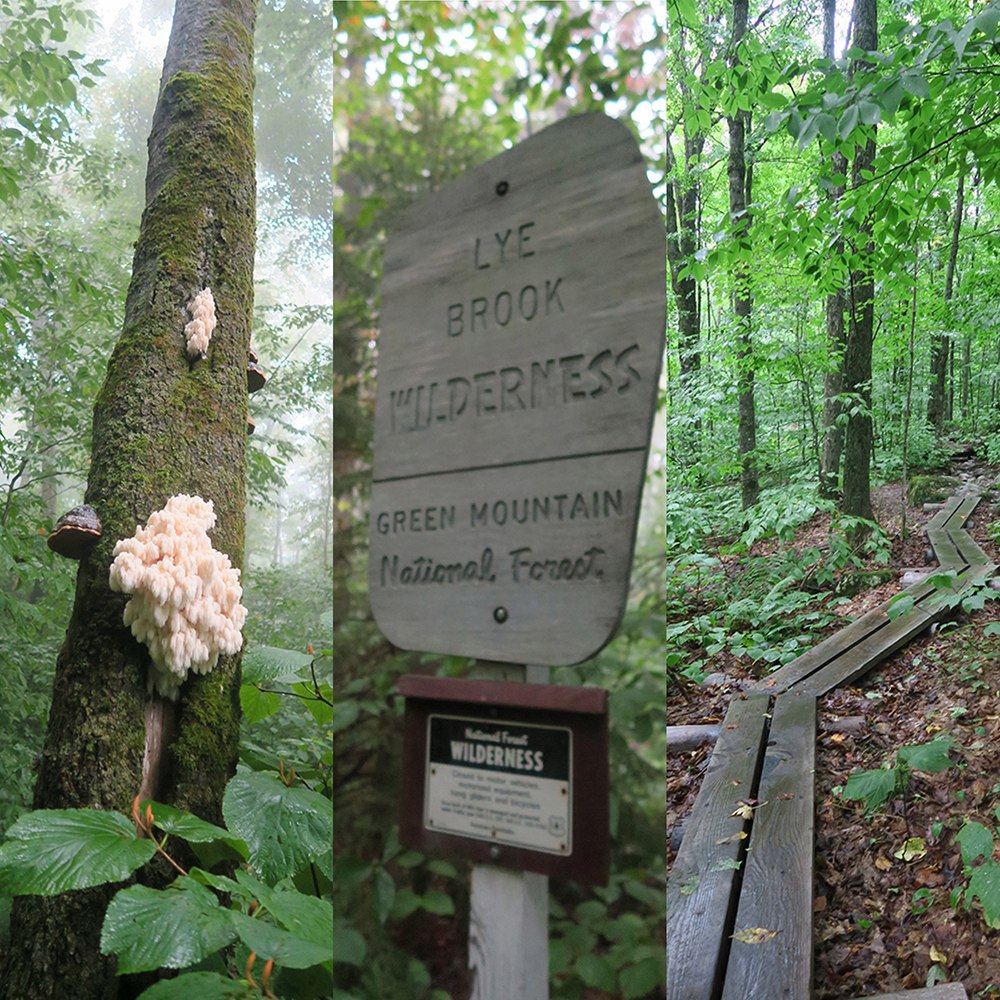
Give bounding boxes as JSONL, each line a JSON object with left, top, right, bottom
{"left": 109, "top": 494, "right": 246, "bottom": 700}
{"left": 184, "top": 287, "right": 216, "bottom": 359}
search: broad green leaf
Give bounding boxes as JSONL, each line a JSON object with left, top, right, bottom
{"left": 901, "top": 70, "right": 929, "bottom": 98}
{"left": 333, "top": 926, "right": 366, "bottom": 966}
{"left": 898, "top": 739, "right": 954, "bottom": 773}
{"left": 420, "top": 889, "right": 455, "bottom": 915}
{"left": 101, "top": 880, "right": 237, "bottom": 973}
{"left": 886, "top": 593, "right": 914, "bottom": 621}
{"left": 372, "top": 867, "right": 395, "bottom": 924}
{"left": 843, "top": 768, "right": 896, "bottom": 810}
{"left": 0, "top": 809, "right": 155, "bottom": 896}
{"left": 242, "top": 645, "right": 313, "bottom": 685}
{"left": 136, "top": 972, "right": 254, "bottom": 999}
{"left": 233, "top": 869, "right": 333, "bottom": 951}
{"left": 231, "top": 911, "right": 332, "bottom": 967}
{"left": 240, "top": 682, "right": 282, "bottom": 724}
{"left": 839, "top": 103, "right": 859, "bottom": 139}
{"left": 858, "top": 100, "right": 880, "bottom": 125}
{"left": 223, "top": 771, "right": 333, "bottom": 884}
{"left": 139, "top": 801, "right": 247, "bottom": 857}
{"left": 575, "top": 952, "right": 617, "bottom": 991}
{"left": 956, "top": 821, "right": 995, "bottom": 866}
{"left": 969, "top": 859, "right": 1000, "bottom": 925}
{"left": 815, "top": 113, "right": 837, "bottom": 143}
{"left": 620, "top": 956, "right": 664, "bottom": 998}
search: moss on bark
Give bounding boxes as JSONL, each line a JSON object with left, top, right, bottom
{"left": 0, "top": 2, "right": 257, "bottom": 997}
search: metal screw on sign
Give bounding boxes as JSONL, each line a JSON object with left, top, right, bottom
{"left": 495, "top": 180, "right": 509, "bottom": 196}
{"left": 493, "top": 607, "right": 509, "bottom": 624}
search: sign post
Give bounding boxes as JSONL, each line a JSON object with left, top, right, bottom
{"left": 369, "top": 112, "right": 665, "bottom": 1000}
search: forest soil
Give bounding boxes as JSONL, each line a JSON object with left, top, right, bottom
{"left": 667, "top": 462, "right": 1000, "bottom": 996}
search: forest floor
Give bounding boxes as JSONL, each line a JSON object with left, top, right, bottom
{"left": 666, "top": 453, "right": 1000, "bottom": 997}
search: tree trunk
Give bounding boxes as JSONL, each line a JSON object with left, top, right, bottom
{"left": 818, "top": 0, "right": 847, "bottom": 498}
{"left": 841, "top": 0, "right": 877, "bottom": 528}
{"left": 728, "top": 0, "right": 758, "bottom": 509}
{"left": 0, "top": 2, "right": 256, "bottom": 996}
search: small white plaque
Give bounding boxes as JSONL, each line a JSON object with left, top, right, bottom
{"left": 424, "top": 714, "right": 572, "bottom": 855}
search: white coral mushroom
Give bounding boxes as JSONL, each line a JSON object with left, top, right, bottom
{"left": 184, "top": 288, "right": 216, "bottom": 359}
{"left": 109, "top": 494, "right": 247, "bottom": 700}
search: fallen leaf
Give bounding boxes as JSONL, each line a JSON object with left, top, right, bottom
{"left": 732, "top": 926, "right": 781, "bottom": 944}
{"left": 678, "top": 875, "right": 700, "bottom": 896}
{"left": 716, "top": 831, "right": 749, "bottom": 845}
{"left": 778, "top": 792, "right": 795, "bottom": 800}
{"left": 814, "top": 895, "right": 827, "bottom": 912}
{"left": 894, "top": 837, "right": 928, "bottom": 862}
{"left": 727, "top": 779, "right": 743, "bottom": 787}
{"left": 829, "top": 732, "right": 846, "bottom": 744}
{"left": 875, "top": 853, "right": 893, "bottom": 871}
{"left": 929, "top": 945, "right": 948, "bottom": 964}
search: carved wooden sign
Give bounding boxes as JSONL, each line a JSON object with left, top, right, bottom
{"left": 369, "top": 112, "right": 665, "bottom": 664}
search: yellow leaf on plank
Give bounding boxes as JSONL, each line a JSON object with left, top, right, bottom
{"left": 732, "top": 926, "right": 781, "bottom": 944}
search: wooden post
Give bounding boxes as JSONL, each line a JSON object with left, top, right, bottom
{"left": 468, "top": 662, "right": 550, "bottom": 1000}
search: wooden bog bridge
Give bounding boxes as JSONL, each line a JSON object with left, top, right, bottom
{"left": 667, "top": 495, "right": 996, "bottom": 1000}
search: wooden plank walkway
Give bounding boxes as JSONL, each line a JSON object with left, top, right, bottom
{"left": 666, "top": 693, "right": 770, "bottom": 1000}
{"left": 668, "top": 492, "right": 994, "bottom": 1000}
{"left": 721, "top": 691, "right": 815, "bottom": 1000}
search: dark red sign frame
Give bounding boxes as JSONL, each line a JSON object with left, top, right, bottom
{"left": 398, "top": 674, "right": 610, "bottom": 886}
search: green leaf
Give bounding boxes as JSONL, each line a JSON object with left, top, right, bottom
{"left": 230, "top": 911, "right": 332, "bottom": 968}
{"left": 901, "top": 70, "right": 929, "bottom": 98}
{"left": 223, "top": 771, "right": 333, "bottom": 884}
{"left": 956, "top": 821, "right": 994, "bottom": 866}
{"left": 333, "top": 926, "right": 366, "bottom": 966}
{"left": 372, "top": 867, "right": 395, "bottom": 924}
{"left": 620, "top": 956, "right": 664, "bottom": 998}
{"left": 240, "top": 682, "right": 282, "bottom": 724}
{"left": 136, "top": 972, "right": 254, "bottom": 999}
{"left": 843, "top": 768, "right": 897, "bottom": 810}
{"left": 858, "top": 100, "right": 880, "bottom": 125}
{"left": 420, "top": 890, "right": 455, "bottom": 915}
{"left": 575, "top": 952, "right": 617, "bottom": 991}
{"left": 242, "top": 645, "right": 313, "bottom": 685}
{"left": 839, "top": 103, "right": 859, "bottom": 139}
{"left": 101, "top": 880, "right": 237, "bottom": 973}
{"left": 886, "top": 593, "right": 914, "bottom": 621}
{"left": 139, "top": 801, "right": 247, "bottom": 857}
{"left": 898, "top": 739, "right": 955, "bottom": 773}
{"left": 0, "top": 809, "right": 155, "bottom": 896}
{"left": 969, "top": 859, "right": 1000, "bottom": 925}
{"left": 815, "top": 113, "right": 837, "bottom": 143}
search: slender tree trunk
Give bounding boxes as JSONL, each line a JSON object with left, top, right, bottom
{"left": 841, "top": 0, "right": 877, "bottom": 528}
{"left": 1, "top": 3, "right": 256, "bottom": 996}
{"left": 727, "top": 0, "right": 758, "bottom": 509}
{"left": 929, "top": 160, "right": 965, "bottom": 433}
{"left": 819, "top": 0, "right": 848, "bottom": 498}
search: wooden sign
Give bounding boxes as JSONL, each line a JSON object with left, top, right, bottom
{"left": 398, "top": 674, "right": 609, "bottom": 885}
{"left": 370, "top": 112, "right": 665, "bottom": 664}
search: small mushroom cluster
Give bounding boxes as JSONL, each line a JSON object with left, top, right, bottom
{"left": 109, "top": 494, "right": 247, "bottom": 700}
{"left": 184, "top": 288, "right": 216, "bottom": 360}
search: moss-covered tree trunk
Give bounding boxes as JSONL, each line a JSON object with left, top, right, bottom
{"left": 0, "top": 2, "right": 256, "bottom": 996}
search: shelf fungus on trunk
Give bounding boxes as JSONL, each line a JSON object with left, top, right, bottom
{"left": 184, "top": 287, "right": 216, "bottom": 360}
{"left": 108, "top": 494, "right": 246, "bottom": 700}
{"left": 247, "top": 359, "right": 266, "bottom": 393}
{"left": 47, "top": 504, "right": 102, "bottom": 559}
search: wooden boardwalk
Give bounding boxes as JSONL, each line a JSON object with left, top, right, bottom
{"left": 667, "top": 494, "right": 991, "bottom": 1000}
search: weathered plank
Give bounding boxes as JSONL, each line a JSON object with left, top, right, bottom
{"left": 667, "top": 724, "right": 721, "bottom": 751}
{"left": 925, "top": 495, "right": 964, "bottom": 530}
{"left": 852, "top": 984, "right": 968, "bottom": 1000}
{"left": 926, "top": 529, "right": 966, "bottom": 569}
{"left": 949, "top": 530, "right": 991, "bottom": 567}
{"left": 666, "top": 693, "right": 770, "bottom": 1000}
{"left": 722, "top": 691, "right": 815, "bottom": 1000}
{"left": 752, "top": 579, "right": 937, "bottom": 694}
{"left": 792, "top": 604, "right": 935, "bottom": 697}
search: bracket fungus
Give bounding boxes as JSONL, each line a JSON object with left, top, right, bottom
{"left": 109, "top": 494, "right": 246, "bottom": 700}
{"left": 184, "top": 288, "right": 216, "bottom": 360}
{"left": 47, "top": 504, "right": 102, "bottom": 559}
